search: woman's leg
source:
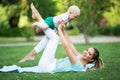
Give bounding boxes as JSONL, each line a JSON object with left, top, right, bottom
{"left": 19, "top": 29, "right": 59, "bottom": 73}
{"left": 1, "top": 29, "right": 59, "bottom": 73}
{"left": 19, "top": 66, "right": 42, "bottom": 73}
{"left": 19, "top": 36, "right": 49, "bottom": 63}
{"left": 38, "top": 28, "right": 59, "bottom": 72}
{"left": 34, "top": 36, "right": 48, "bottom": 53}
{"left": 19, "top": 50, "right": 36, "bottom": 63}
{"left": 0, "top": 65, "right": 41, "bottom": 73}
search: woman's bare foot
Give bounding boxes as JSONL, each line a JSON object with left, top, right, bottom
{"left": 19, "top": 56, "right": 35, "bottom": 63}
{"left": 30, "top": 3, "right": 42, "bottom": 21}
{"left": 19, "top": 50, "right": 36, "bottom": 63}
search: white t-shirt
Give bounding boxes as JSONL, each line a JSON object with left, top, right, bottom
{"left": 53, "top": 12, "right": 69, "bottom": 28}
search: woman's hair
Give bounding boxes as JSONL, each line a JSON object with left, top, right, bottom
{"left": 92, "top": 48, "right": 104, "bottom": 69}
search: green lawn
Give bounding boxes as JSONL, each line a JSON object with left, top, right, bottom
{"left": 0, "top": 42, "right": 120, "bottom": 80}
{"left": 0, "top": 37, "right": 37, "bottom": 44}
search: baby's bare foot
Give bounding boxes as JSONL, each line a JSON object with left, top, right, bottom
{"left": 30, "top": 3, "right": 36, "bottom": 19}
{"left": 30, "top": 3, "right": 41, "bottom": 21}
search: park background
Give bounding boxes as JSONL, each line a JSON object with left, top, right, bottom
{"left": 0, "top": 0, "right": 120, "bottom": 80}
{"left": 0, "top": 0, "right": 120, "bottom": 42}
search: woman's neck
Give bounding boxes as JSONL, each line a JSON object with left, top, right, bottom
{"left": 80, "top": 58, "right": 89, "bottom": 67}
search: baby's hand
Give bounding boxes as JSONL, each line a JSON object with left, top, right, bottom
{"left": 60, "top": 20, "right": 66, "bottom": 27}
{"left": 60, "top": 21, "right": 65, "bottom": 28}
{"left": 58, "top": 21, "right": 65, "bottom": 31}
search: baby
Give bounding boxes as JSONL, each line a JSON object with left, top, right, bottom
{"left": 30, "top": 3, "right": 80, "bottom": 32}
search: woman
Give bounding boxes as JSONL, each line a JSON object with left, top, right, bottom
{"left": 0, "top": 22, "right": 104, "bottom": 73}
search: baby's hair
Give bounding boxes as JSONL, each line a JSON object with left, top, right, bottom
{"left": 67, "top": 5, "right": 80, "bottom": 16}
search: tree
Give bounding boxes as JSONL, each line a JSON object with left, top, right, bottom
{"left": 0, "top": 0, "right": 21, "bottom": 28}
{"left": 27, "top": 0, "right": 58, "bottom": 20}
{"left": 103, "top": 0, "right": 120, "bottom": 26}
{"left": 0, "top": 0, "right": 57, "bottom": 28}
{"left": 73, "top": 0, "right": 111, "bottom": 44}
{"left": 0, "top": 5, "right": 9, "bottom": 29}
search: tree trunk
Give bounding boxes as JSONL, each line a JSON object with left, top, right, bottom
{"left": 83, "top": 27, "right": 89, "bottom": 45}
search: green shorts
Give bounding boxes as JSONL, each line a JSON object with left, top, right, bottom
{"left": 45, "top": 17, "right": 55, "bottom": 29}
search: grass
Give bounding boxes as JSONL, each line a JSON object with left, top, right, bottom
{"left": 0, "top": 42, "right": 120, "bottom": 80}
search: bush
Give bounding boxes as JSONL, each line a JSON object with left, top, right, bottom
{"left": 20, "top": 27, "right": 35, "bottom": 41}
{"left": 0, "top": 27, "right": 35, "bottom": 41}
{"left": 88, "top": 25, "right": 120, "bottom": 36}
{"left": 98, "top": 26, "right": 113, "bottom": 36}
{"left": 88, "top": 25, "right": 99, "bottom": 36}
{"left": 112, "top": 25, "right": 120, "bottom": 36}
{"left": 0, "top": 28, "right": 22, "bottom": 37}
{"left": 98, "top": 26, "right": 120, "bottom": 36}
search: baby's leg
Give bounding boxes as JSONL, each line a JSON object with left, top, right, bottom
{"left": 31, "top": 3, "right": 48, "bottom": 32}
{"left": 32, "top": 20, "right": 49, "bottom": 32}
{"left": 30, "top": 3, "right": 43, "bottom": 21}
{"left": 32, "top": 22, "right": 43, "bottom": 33}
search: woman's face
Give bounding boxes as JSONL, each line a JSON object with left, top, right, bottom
{"left": 82, "top": 48, "right": 95, "bottom": 62}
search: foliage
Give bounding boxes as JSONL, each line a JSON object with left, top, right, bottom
{"left": 56, "top": 0, "right": 112, "bottom": 44}
{"left": 27, "top": 0, "right": 58, "bottom": 19}
{"left": 20, "top": 27, "right": 35, "bottom": 41}
{"left": 0, "top": 0, "right": 21, "bottom": 28}
{"left": 0, "top": 27, "right": 35, "bottom": 41}
{"left": 112, "top": 25, "right": 120, "bottom": 36}
{"left": 88, "top": 25, "right": 120, "bottom": 36}
{"left": 0, "top": 28, "right": 22, "bottom": 37}
{"left": 98, "top": 26, "right": 113, "bottom": 36}
{"left": 103, "top": 0, "right": 120, "bottom": 26}
{"left": 0, "top": 42, "right": 120, "bottom": 80}
{"left": 0, "top": 0, "right": 20, "bottom": 6}
{"left": 0, "top": 0, "right": 120, "bottom": 39}
{"left": 68, "top": 27, "right": 80, "bottom": 35}
{"left": 0, "top": 5, "right": 9, "bottom": 29}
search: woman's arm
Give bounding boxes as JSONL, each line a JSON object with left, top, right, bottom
{"left": 58, "top": 23, "right": 77, "bottom": 64}
{"left": 58, "top": 22, "right": 79, "bottom": 56}
{"left": 62, "top": 29, "right": 79, "bottom": 56}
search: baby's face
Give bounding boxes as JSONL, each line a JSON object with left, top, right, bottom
{"left": 68, "top": 12, "right": 78, "bottom": 21}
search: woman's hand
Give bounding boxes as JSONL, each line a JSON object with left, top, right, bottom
{"left": 58, "top": 21, "right": 65, "bottom": 31}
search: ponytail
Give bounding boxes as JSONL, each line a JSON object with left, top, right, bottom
{"left": 92, "top": 48, "right": 104, "bottom": 69}
{"left": 94, "top": 58, "right": 104, "bottom": 69}
{"left": 87, "top": 58, "right": 104, "bottom": 71}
